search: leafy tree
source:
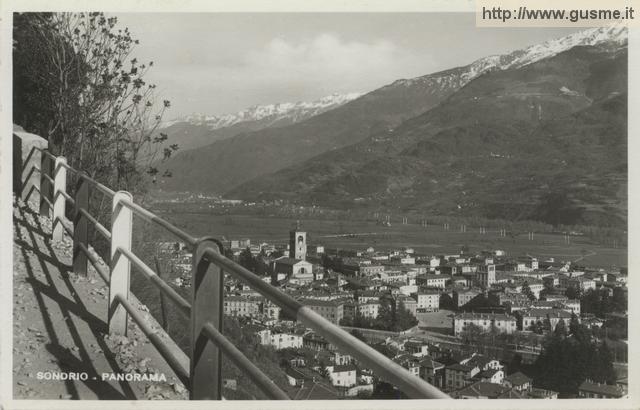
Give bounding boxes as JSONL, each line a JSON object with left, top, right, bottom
{"left": 394, "top": 300, "right": 418, "bottom": 331}
{"left": 460, "top": 323, "right": 483, "bottom": 345}
{"left": 554, "top": 318, "right": 567, "bottom": 338}
{"left": 596, "top": 342, "right": 617, "bottom": 383}
{"left": 569, "top": 312, "right": 588, "bottom": 342}
{"left": 521, "top": 281, "right": 536, "bottom": 301}
{"left": 534, "top": 321, "right": 616, "bottom": 395}
{"left": 350, "top": 329, "right": 367, "bottom": 342}
{"left": 221, "top": 317, "right": 290, "bottom": 399}
{"left": 565, "top": 285, "right": 582, "bottom": 300}
{"left": 611, "top": 287, "right": 627, "bottom": 312}
{"left": 238, "top": 247, "right": 256, "bottom": 272}
{"left": 374, "top": 296, "right": 395, "bottom": 330}
{"left": 371, "top": 381, "right": 400, "bottom": 399}
{"left": 528, "top": 320, "right": 544, "bottom": 335}
{"left": 508, "top": 353, "right": 523, "bottom": 375}
{"left": 13, "top": 12, "right": 177, "bottom": 197}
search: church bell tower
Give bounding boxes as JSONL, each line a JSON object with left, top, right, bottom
{"left": 289, "top": 221, "right": 307, "bottom": 260}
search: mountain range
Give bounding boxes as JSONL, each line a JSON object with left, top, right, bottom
{"left": 158, "top": 93, "right": 362, "bottom": 151}
{"left": 156, "top": 26, "right": 628, "bottom": 228}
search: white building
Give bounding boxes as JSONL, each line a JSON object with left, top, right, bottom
{"left": 453, "top": 313, "right": 516, "bottom": 336}
{"left": 256, "top": 329, "right": 304, "bottom": 350}
{"left": 357, "top": 300, "right": 380, "bottom": 319}
{"left": 327, "top": 365, "right": 357, "bottom": 387}
{"left": 414, "top": 290, "right": 440, "bottom": 312}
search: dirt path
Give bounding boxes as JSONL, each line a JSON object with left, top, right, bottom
{"left": 12, "top": 197, "right": 188, "bottom": 400}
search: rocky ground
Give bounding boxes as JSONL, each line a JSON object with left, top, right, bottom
{"left": 12, "top": 196, "right": 188, "bottom": 400}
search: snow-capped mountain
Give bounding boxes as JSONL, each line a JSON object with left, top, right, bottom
{"left": 162, "top": 92, "right": 362, "bottom": 130}
{"left": 390, "top": 25, "right": 627, "bottom": 90}
{"left": 159, "top": 25, "right": 627, "bottom": 208}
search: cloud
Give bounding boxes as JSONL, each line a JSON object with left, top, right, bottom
{"left": 239, "top": 33, "right": 429, "bottom": 92}
{"left": 146, "top": 33, "right": 435, "bottom": 115}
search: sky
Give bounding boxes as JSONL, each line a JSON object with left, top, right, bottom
{"left": 113, "top": 13, "right": 580, "bottom": 118}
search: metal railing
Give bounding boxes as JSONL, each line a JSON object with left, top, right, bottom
{"left": 31, "top": 146, "right": 449, "bottom": 400}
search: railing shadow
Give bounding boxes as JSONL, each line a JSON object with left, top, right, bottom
{"left": 13, "top": 202, "right": 136, "bottom": 399}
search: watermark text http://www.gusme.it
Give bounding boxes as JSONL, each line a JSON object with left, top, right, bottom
{"left": 476, "top": 0, "right": 636, "bottom": 27}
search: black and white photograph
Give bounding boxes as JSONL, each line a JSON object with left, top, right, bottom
{"left": 1, "top": 1, "right": 637, "bottom": 408}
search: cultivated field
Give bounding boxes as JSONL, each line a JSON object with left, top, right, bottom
{"left": 142, "top": 210, "right": 627, "bottom": 268}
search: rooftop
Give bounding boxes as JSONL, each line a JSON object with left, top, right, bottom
{"left": 578, "top": 380, "right": 625, "bottom": 397}
{"left": 453, "top": 382, "right": 514, "bottom": 399}
{"left": 332, "top": 364, "right": 357, "bottom": 373}
{"left": 454, "top": 312, "right": 515, "bottom": 321}
{"left": 504, "top": 371, "right": 532, "bottom": 386}
{"left": 275, "top": 257, "right": 310, "bottom": 266}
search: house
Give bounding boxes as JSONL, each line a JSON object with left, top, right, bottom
{"left": 268, "top": 331, "right": 304, "bottom": 350}
{"left": 504, "top": 371, "right": 532, "bottom": 392}
{"left": 300, "top": 298, "right": 344, "bottom": 325}
{"left": 419, "top": 356, "right": 445, "bottom": 388}
{"left": 223, "top": 295, "right": 262, "bottom": 318}
{"left": 453, "top": 313, "right": 517, "bottom": 336}
{"left": 521, "top": 308, "right": 573, "bottom": 332}
{"left": 280, "top": 350, "right": 306, "bottom": 367}
{"left": 333, "top": 352, "right": 353, "bottom": 366}
{"left": 452, "top": 382, "right": 523, "bottom": 399}
{"left": 394, "top": 354, "right": 421, "bottom": 378}
{"left": 543, "top": 275, "right": 560, "bottom": 288}
{"left": 317, "top": 350, "right": 353, "bottom": 366}
{"left": 303, "top": 332, "right": 334, "bottom": 351}
{"left": 414, "top": 289, "right": 440, "bottom": 312}
{"left": 327, "top": 364, "right": 357, "bottom": 388}
{"left": 286, "top": 368, "right": 306, "bottom": 387}
{"left": 578, "top": 380, "right": 626, "bottom": 398}
{"left": 453, "top": 288, "right": 481, "bottom": 308}
{"left": 503, "top": 371, "right": 532, "bottom": 392}
{"left": 462, "top": 354, "right": 503, "bottom": 371}
{"left": 416, "top": 274, "right": 450, "bottom": 288}
{"left": 357, "top": 290, "right": 381, "bottom": 304}
{"left": 262, "top": 300, "right": 281, "bottom": 320}
{"left": 404, "top": 339, "right": 429, "bottom": 357}
{"left": 526, "top": 388, "right": 558, "bottom": 399}
{"left": 357, "top": 299, "right": 380, "bottom": 319}
{"left": 476, "top": 264, "right": 496, "bottom": 287}
{"left": 565, "top": 276, "right": 596, "bottom": 292}
{"left": 439, "top": 264, "right": 458, "bottom": 276}
{"left": 445, "top": 363, "right": 479, "bottom": 390}
{"left": 395, "top": 295, "right": 417, "bottom": 317}
{"left": 479, "top": 368, "right": 504, "bottom": 384}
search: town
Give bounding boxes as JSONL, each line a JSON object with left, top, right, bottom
{"left": 157, "top": 222, "right": 628, "bottom": 399}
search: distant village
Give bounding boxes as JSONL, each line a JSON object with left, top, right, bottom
{"left": 157, "top": 223, "right": 628, "bottom": 399}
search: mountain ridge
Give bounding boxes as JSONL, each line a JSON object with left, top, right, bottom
{"left": 162, "top": 92, "right": 363, "bottom": 130}
{"left": 157, "top": 27, "right": 627, "bottom": 227}
{"left": 228, "top": 44, "right": 628, "bottom": 227}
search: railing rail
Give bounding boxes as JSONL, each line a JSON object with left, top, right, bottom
{"left": 27, "top": 146, "right": 449, "bottom": 400}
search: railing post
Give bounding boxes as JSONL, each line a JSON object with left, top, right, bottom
{"left": 109, "top": 191, "right": 133, "bottom": 335}
{"left": 190, "top": 237, "right": 224, "bottom": 400}
{"left": 52, "top": 156, "right": 67, "bottom": 242}
{"left": 39, "top": 151, "right": 53, "bottom": 217}
{"left": 73, "top": 173, "right": 89, "bottom": 276}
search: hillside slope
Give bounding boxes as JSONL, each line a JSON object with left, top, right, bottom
{"left": 230, "top": 45, "right": 627, "bottom": 227}
{"left": 157, "top": 26, "right": 626, "bottom": 196}
{"left": 157, "top": 93, "right": 362, "bottom": 152}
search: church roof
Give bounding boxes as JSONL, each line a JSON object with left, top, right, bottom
{"left": 276, "top": 257, "right": 310, "bottom": 266}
